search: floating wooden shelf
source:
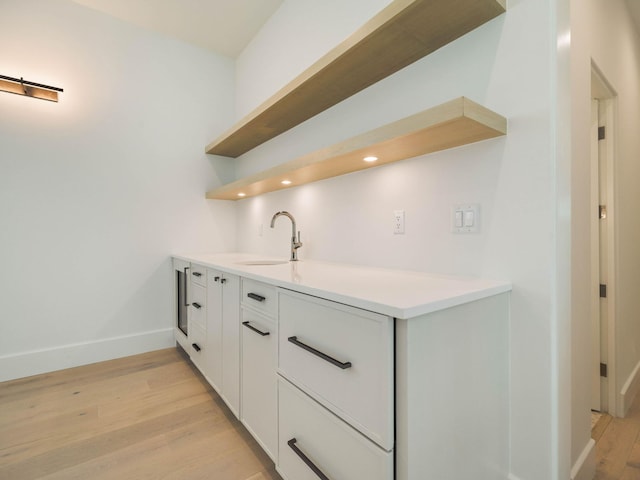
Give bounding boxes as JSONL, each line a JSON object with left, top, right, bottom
{"left": 205, "top": 0, "right": 506, "bottom": 158}
{"left": 206, "top": 97, "right": 507, "bottom": 200}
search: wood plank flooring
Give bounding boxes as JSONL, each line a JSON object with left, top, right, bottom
{"left": 594, "top": 390, "right": 640, "bottom": 479}
{"left": 0, "top": 348, "right": 282, "bottom": 480}
{"left": 8, "top": 346, "right": 640, "bottom": 480}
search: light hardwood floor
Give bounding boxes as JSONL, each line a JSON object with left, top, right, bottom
{"left": 0, "top": 348, "right": 282, "bottom": 480}
{"left": 594, "top": 390, "right": 640, "bottom": 479}
{"left": 6, "top": 347, "right": 638, "bottom": 480}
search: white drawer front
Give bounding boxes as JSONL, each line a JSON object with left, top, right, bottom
{"left": 242, "top": 278, "right": 278, "bottom": 317}
{"left": 190, "top": 283, "right": 206, "bottom": 330}
{"left": 190, "top": 263, "right": 206, "bottom": 287}
{"left": 278, "top": 377, "right": 393, "bottom": 480}
{"left": 189, "top": 323, "right": 206, "bottom": 373}
{"left": 278, "top": 289, "right": 394, "bottom": 450}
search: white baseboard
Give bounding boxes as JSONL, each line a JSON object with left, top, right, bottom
{"left": 0, "top": 328, "right": 175, "bottom": 382}
{"left": 620, "top": 360, "right": 640, "bottom": 416}
{"left": 571, "top": 439, "right": 596, "bottom": 480}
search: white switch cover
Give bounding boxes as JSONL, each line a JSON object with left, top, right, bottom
{"left": 394, "top": 210, "right": 405, "bottom": 234}
{"left": 452, "top": 204, "right": 480, "bottom": 233}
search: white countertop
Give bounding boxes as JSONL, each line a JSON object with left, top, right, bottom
{"left": 173, "top": 253, "right": 511, "bottom": 319}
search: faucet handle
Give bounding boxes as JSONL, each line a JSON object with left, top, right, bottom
{"left": 294, "top": 230, "right": 303, "bottom": 249}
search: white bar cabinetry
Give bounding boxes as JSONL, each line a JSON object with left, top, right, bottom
{"left": 206, "top": 268, "right": 240, "bottom": 417}
{"left": 240, "top": 279, "right": 279, "bottom": 461}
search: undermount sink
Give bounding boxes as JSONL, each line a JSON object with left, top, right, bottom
{"left": 235, "top": 260, "right": 289, "bottom": 266}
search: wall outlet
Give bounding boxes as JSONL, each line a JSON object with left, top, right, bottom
{"left": 394, "top": 210, "right": 405, "bottom": 234}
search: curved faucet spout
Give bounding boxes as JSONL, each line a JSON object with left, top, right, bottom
{"left": 270, "top": 211, "right": 303, "bottom": 261}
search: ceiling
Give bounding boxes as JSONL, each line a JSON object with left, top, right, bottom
{"left": 71, "top": 0, "right": 283, "bottom": 58}
{"left": 71, "top": 0, "right": 640, "bottom": 59}
{"left": 626, "top": 0, "right": 640, "bottom": 33}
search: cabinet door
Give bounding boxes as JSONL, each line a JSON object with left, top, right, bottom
{"left": 206, "top": 270, "right": 223, "bottom": 393}
{"left": 241, "top": 309, "right": 277, "bottom": 460}
{"left": 221, "top": 272, "right": 240, "bottom": 417}
{"left": 278, "top": 377, "right": 392, "bottom": 480}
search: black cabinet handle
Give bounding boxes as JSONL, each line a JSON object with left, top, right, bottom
{"left": 242, "top": 321, "right": 270, "bottom": 336}
{"left": 191, "top": 343, "right": 201, "bottom": 352}
{"left": 287, "top": 438, "right": 330, "bottom": 480}
{"left": 287, "top": 336, "right": 352, "bottom": 370}
{"left": 192, "top": 271, "right": 202, "bottom": 277}
{"left": 247, "top": 292, "right": 266, "bottom": 302}
{"left": 221, "top": 278, "right": 227, "bottom": 284}
{"left": 192, "top": 302, "right": 202, "bottom": 309}
{"left": 183, "top": 267, "right": 190, "bottom": 307}
{"left": 214, "top": 276, "right": 220, "bottom": 282}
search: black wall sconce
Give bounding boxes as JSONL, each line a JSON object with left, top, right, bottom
{"left": 0, "top": 74, "right": 63, "bottom": 102}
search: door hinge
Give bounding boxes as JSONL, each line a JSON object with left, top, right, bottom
{"left": 599, "top": 205, "right": 607, "bottom": 219}
{"left": 598, "top": 126, "right": 606, "bottom": 140}
{"left": 600, "top": 363, "right": 608, "bottom": 378}
{"left": 600, "top": 284, "right": 607, "bottom": 298}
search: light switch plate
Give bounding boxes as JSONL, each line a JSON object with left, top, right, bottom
{"left": 452, "top": 204, "right": 480, "bottom": 233}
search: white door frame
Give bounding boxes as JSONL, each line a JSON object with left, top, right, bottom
{"left": 591, "top": 64, "right": 617, "bottom": 416}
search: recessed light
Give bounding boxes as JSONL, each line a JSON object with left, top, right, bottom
{"left": 281, "top": 180, "right": 292, "bottom": 185}
{"left": 363, "top": 156, "right": 378, "bottom": 162}
{"left": 238, "top": 192, "right": 246, "bottom": 197}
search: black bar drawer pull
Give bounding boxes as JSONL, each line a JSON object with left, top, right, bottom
{"left": 192, "top": 302, "right": 202, "bottom": 309}
{"left": 288, "top": 336, "right": 352, "bottom": 370}
{"left": 287, "top": 438, "right": 330, "bottom": 480}
{"left": 247, "top": 292, "right": 266, "bottom": 302}
{"left": 192, "top": 271, "right": 202, "bottom": 277}
{"left": 192, "top": 343, "right": 201, "bottom": 352}
{"left": 242, "top": 321, "right": 270, "bottom": 336}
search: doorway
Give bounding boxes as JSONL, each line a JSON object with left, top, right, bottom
{"left": 590, "top": 65, "right": 617, "bottom": 415}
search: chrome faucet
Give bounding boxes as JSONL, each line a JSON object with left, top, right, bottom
{"left": 270, "top": 211, "right": 303, "bottom": 261}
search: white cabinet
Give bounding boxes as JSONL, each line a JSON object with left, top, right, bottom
{"left": 189, "top": 322, "right": 207, "bottom": 373}
{"left": 206, "top": 268, "right": 240, "bottom": 417}
{"left": 240, "top": 278, "right": 278, "bottom": 461}
{"left": 277, "top": 288, "right": 394, "bottom": 480}
{"left": 278, "top": 289, "right": 394, "bottom": 450}
{"left": 173, "top": 255, "right": 510, "bottom": 480}
{"left": 278, "top": 377, "right": 393, "bottom": 480}
{"left": 241, "top": 304, "right": 278, "bottom": 460}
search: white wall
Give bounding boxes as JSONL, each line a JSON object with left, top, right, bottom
{"left": 0, "top": 0, "right": 237, "bottom": 381}
{"left": 231, "top": 1, "right": 568, "bottom": 479}
{"left": 571, "top": 1, "right": 640, "bottom": 474}
{"left": 234, "top": 0, "right": 391, "bottom": 120}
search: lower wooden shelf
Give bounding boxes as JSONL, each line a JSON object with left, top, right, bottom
{"left": 205, "top": 97, "right": 507, "bottom": 201}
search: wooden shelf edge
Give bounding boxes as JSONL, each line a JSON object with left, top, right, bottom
{"left": 205, "top": 0, "right": 507, "bottom": 158}
{"left": 205, "top": 97, "right": 507, "bottom": 201}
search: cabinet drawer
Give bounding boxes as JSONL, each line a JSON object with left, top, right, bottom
{"left": 190, "top": 263, "right": 206, "bottom": 287}
{"left": 190, "top": 283, "right": 206, "bottom": 330}
{"left": 279, "top": 289, "right": 394, "bottom": 450}
{"left": 242, "top": 278, "right": 278, "bottom": 317}
{"left": 278, "top": 377, "right": 392, "bottom": 480}
{"left": 189, "top": 323, "right": 206, "bottom": 373}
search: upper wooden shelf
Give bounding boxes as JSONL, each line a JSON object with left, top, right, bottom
{"left": 206, "top": 97, "right": 507, "bottom": 200}
{"left": 205, "top": 0, "right": 506, "bottom": 158}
